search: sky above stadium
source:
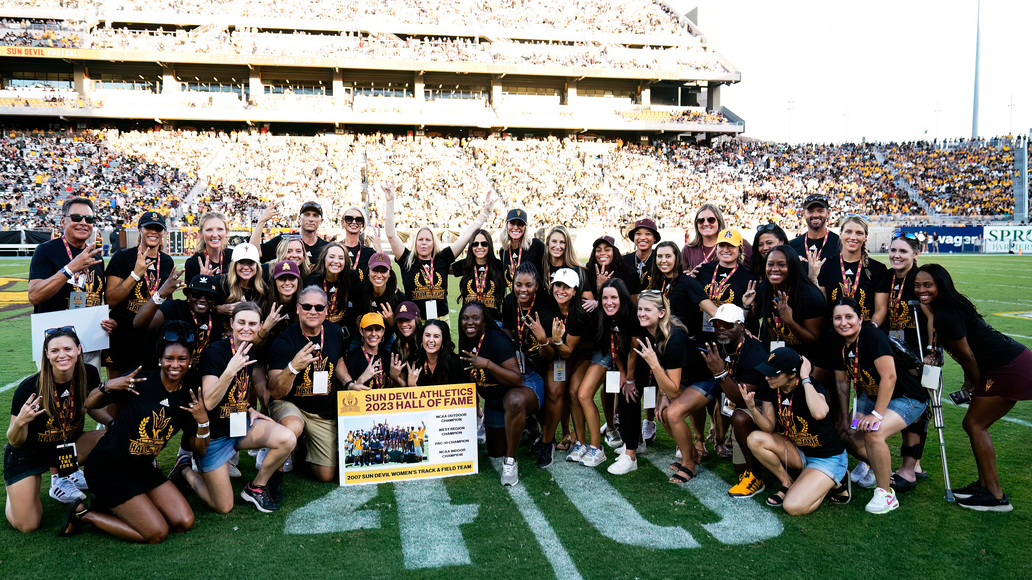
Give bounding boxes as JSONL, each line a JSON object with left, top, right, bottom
{"left": 698, "top": 0, "right": 1031, "bottom": 143}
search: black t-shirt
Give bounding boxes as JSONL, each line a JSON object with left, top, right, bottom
{"left": 789, "top": 231, "right": 842, "bottom": 262}
{"left": 184, "top": 250, "right": 229, "bottom": 282}
{"left": 558, "top": 306, "right": 597, "bottom": 358}
{"left": 159, "top": 300, "right": 223, "bottom": 361}
{"left": 467, "top": 328, "right": 518, "bottom": 402}
{"left": 887, "top": 268, "right": 923, "bottom": 352}
{"left": 260, "top": 233, "right": 329, "bottom": 264}
{"left": 656, "top": 275, "right": 707, "bottom": 334}
{"left": 622, "top": 250, "right": 656, "bottom": 292}
{"left": 397, "top": 247, "right": 456, "bottom": 320}
{"left": 268, "top": 322, "right": 344, "bottom": 419}
{"left": 10, "top": 366, "right": 101, "bottom": 455}
{"left": 413, "top": 354, "right": 467, "bottom": 386}
{"left": 345, "top": 347, "right": 392, "bottom": 389}
{"left": 818, "top": 256, "right": 890, "bottom": 322}
{"left": 198, "top": 338, "right": 258, "bottom": 440}
{"left": 455, "top": 264, "right": 506, "bottom": 319}
{"left": 502, "top": 292, "right": 559, "bottom": 373}
{"left": 763, "top": 282, "right": 826, "bottom": 359}
{"left": 631, "top": 327, "right": 698, "bottom": 386}
{"left": 772, "top": 378, "right": 845, "bottom": 458}
{"left": 88, "top": 370, "right": 197, "bottom": 467}
{"left": 835, "top": 327, "right": 927, "bottom": 401}
{"left": 346, "top": 244, "right": 376, "bottom": 283}
{"left": 305, "top": 271, "right": 361, "bottom": 329}
{"left": 727, "top": 336, "right": 771, "bottom": 401}
{"left": 105, "top": 247, "right": 174, "bottom": 324}
{"left": 500, "top": 238, "right": 545, "bottom": 287}
{"left": 350, "top": 285, "right": 406, "bottom": 345}
{"left": 29, "top": 237, "right": 106, "bottom": 313}
{"left": 933, "top": 307, "right": 1025, "bottom": 375}
{"left": 696, "top": 262, "right": 754, "bottom": 308}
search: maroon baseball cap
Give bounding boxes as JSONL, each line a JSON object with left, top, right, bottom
{"left": 628, "top": 218, "right": 661, "bottom": 241}
{"left": 272, "top": 260, "right": 301, "bottom": 279}
{"left": 396, "top": 301, "right": 420, "bottom": 321}
{"left": 369, "top": 252, "right": 392, "bottom": 270}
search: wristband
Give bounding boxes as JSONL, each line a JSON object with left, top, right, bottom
{"left": 624, "top": 379, "right": 635, "bottom": 385}
{"left": 713, "top": 370, "right": 729, "bottom": 381}
{"left": 345, "top": 380, "right": 356, "bottom": 390}
{"left": 801, "top": 377, "right": 812, "bottom": 385}
{"left": 61, "top": 266, "right": 74, "bottom": 279}
{"left": 152, "top": 294, "right": 166, "bottom": 305}
{"left": 197, "top": 421, "right": 210, "bottom": 428}
{"left": 195, "top": 432, "right": 210, "bottom": 439}
{"left": 871, "top": 410, "right": 884, "bottom": 421}
{"left": 552, "top": 339, "right": 563, "bottom": 346}
{"left": 287, "top": 362, "right": 300, "bottom": 375}
{"left": 130, "top": 271, "right": 142, "bottom": 282}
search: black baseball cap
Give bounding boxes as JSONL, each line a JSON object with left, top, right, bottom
{"left": 755, "top": 347, "right": 802, "bottom": 377}
{"left": 138, "top": 211, "right": 166, "bottom": 230}
{"left": 186, "top": 274, "right": 219, "bottom": 296}
{"left": 802, "top": 194, "right": 830, "bottom": 210}
{"left": 300, "top": 201, "right": 323, "bottom": 216}
{"left": 505, "top": 208, "right": 528, "bottom": 224}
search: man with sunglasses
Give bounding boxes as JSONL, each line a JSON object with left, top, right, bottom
{"left": 252, "top": 200, "right": 329, "bottom": 264}
{"left": 267, "top": 286, "right": 347, "bottom": 483}
{"left": 789, "top": 194, "right": 840, "bottom": 263}
{"left": 341, "top": 206, "right": 376, "bottom": 280}
{"left": 29, "top": 197, "right": 116, "bottom": 371}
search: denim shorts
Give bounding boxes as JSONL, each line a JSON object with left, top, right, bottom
{"left": 196, "top": 434, "right": 243, "bottom": 473}
{"left": 857, "top": 392, "right": 927, "bottom": 427}
{"left": 796, "top": 448, "right": 848, "bottom": 483}
{"left": 688, "top": 380, "right": 719, "bottom": 400}
{"left": 482, "top": 369, "right": 545, "bottom": 429}
{"left": 589, "top": 349, "right": 613, "bottom": 369}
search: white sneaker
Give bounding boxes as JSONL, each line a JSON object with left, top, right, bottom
{"left": 49, "top": 476, "right": 86, "bottom": 504}
{"left": 500, "top": 457, "right": 519, "bottom": 486}
{"left": 615, "top": 441, "right": 647, "bottom": 455}
{"left": 642, "top": 420, "right": 657, "bottom": 442}
{"left": 228, "top": 451, "right": 242, "bottom": 478}
{"left": 607, "top": 453, "right": 638, "bottom": 475}
{"left": 850, "top": 461, "right": 870, "bottom": 483}
{"left": 477, "top": 421, "right": 487, "bottom": 445}
{"left": 248, "top": 448, "right": 260, "bottom": 457}
{"left": 566, "top": 442, "right": 587, "bottom": 462}
{"left": 604, "top": 430, "right": 624, "bottom": 448}
{"left": 856, "top": 468, "right": 877, "bottom": 490}
{"left": 67, "top": 469, "right": 89, "bottom": 491}
{"left": 255, "top": 448, "right": 270, "bottom": 471}
{"left": 865, "top": 486, "right": 899, "bottom": 514}
{"left": 599, "top": 422, "right": 608, "bottom": 437}
{"left": 613, "top": 413, "right": 621, "bottom": 427}
{"left": 579, "top": 446, "right": 607, "bottom": 467}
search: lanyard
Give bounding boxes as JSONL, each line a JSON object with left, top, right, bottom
{"left": 772, "top": 291, "right": 789, "bottom": 340}
{"left": 474, "top": 266, "right": 488, "bottom": 301}
{"left": 660, "top": 277, "right": 672, "bottom": 297}
{"left": 725, "top": 339, "right": 744, "bottom": 379}
{"left": 323, "top": 279, "right": 339, "bottom": 313}
{"left": 229, "top": 339, "right": 250, "bottom": 404}
{"left": 508, "top": 247, "right": 522, "bottom": 281}
{"left": 349, "top": 246, "right": 361, "bottom": 270}
{"left": 517, "top": 295, "right": 537, "bottom": 351}
{"left": 53, "top": 381, "right": 76, "bottom": 443}
{"left": 472, "top": 332, "right": 486, "bottom": 356}
{"left": 144, "top": 253, "right": 161, "bottom": 297}
{"left": 776, "top": 386, "right": 795, "bottom": 433}
{"left": 421, "top": 258, "right": 436, "bottom": 290}
{"left": 807, "top": 231, "right": 830, "bottom": 254}
{"left": 190, "top": 310, "right": 211, "bottom": 355}
{"left": 842, "top": 338, "right": 860, "bottom": 384}
{"left": 60, "top": 236, "right": 87, "bottom": 289}
{"left": 305, "top": 328, "right": 325, "bottom": 369}
{"left": 702, "top": 245, "right": 717, "bottom": 263}
{"left": 889, "top": 275, "right": 907, "bottom": 328}
{"left": 708, "top": 264, "right": 739, "bottom": 302}
{"left": 205, "top": 251, "right": 223, "bottom": 275}
{"left": 840, "top": 256, "right": 860, "bottom": 298}
{"left": 635, "top": 251, "right": 651, "bottom": 281}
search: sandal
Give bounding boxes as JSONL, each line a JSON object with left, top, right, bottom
{"left": 829, "top": 478, "right": 851, "bottom": 504}
{"left": 890, "top": 473, "right": 917, "bottom": 493}
{"left": 669, "top": 464, "right": 696, "bottom": 484}
{"left": 716, "top": 445, "right": 732, "bottom": 459}
{"left": 556, "top": 435, "right": 573, "bottom": 451}
{"left": 695, "top": 443, "right": 709, "bottom": 460}
{"left": 766, "top": 486, "right": 789, "bottom": 507}
{"left": 58, "top": 501, "right": 89, "bottom": 537}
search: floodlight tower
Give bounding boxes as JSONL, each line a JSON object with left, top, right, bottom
{"left": 971, "top": 0, "right": 981, "bottom": 139}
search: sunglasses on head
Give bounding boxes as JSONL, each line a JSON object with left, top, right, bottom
{"left": 343, "top": 215, "right": 365, "bottom": 225}
{"left": 163, "top": 330, "right": 196, "bottom": 343}
{"left": 45, "top": 325, "right": 76, "bottom": 336}
{"left": 470, "top": 241, "right": 490, "bottom": 248}
{"left": 696, "top": 216, "right": 717, "bottom": 225}
{"left": 756, "top": 223, "right": 778, "bottom": 233}
{"left": 300, "top": 303, "right": 326, "bottom": 312}
{"left": 66, "top": 214, "right": 96, "bottom": 224}
{"left": 845, "top": 212, "right": 870, "bottom": 222}
{"left": 282, "top": 234, "right": 302, "bottom": 241}
{"left": 892, "top": 232, "right": 918, "bottom": 240}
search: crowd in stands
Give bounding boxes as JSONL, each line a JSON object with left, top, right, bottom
{"left": 0, "top": 19, "right": 83, "bottom": 48}
{"left": 0, "top": 131, "right": 1021, "bottom": 233}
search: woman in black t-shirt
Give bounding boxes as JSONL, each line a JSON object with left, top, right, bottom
{"left": 67, "top": 327, "right": 210, "bottom": 542}
{"left": 746, "top": 347, "right": 848, "bottom": 515}
{"left": 457, "top": 302, "right": 525, "bottom": 485}
{"left": 648, "top": 241, "right": 711, "bottom": 332}
{"left": 585, "top": 236, "right": 639, "bottom": 298}
{"left": 342, "top": 313, "right": 393, "bottom": 390}
{"left": 695, "top": 229, "right": 755, "bottom": 335}
{"left": 388, "top": 302, "right": 423, "bottom": 387}
{"left": 5, "top": 329, "right": 103, "bottom": 533}
{"left": 549, "top": 268, "right": 593, "bottom": 455}
{"left": 500, "top": 208, "right": 546, "bottom": 288}
{"left": 408, "top": 320, "right": 466, "bottom": 386}
{"left": 184, "top": 211, "right": 230, "bottom": 282}
{"left": 811, "top": 216, "right": 890, "bottom": 326}
{"left": 832, "top": 298, "right": 927, "bottom": 514}
{"left": 750, "top": 223, "right": 790, "bottom": 280}
{"left": 748, "top": 245, "right": 825, "bottom": 370}
{"left": 351, "top": 253, "right": 407, "bottom": 351}
{"left": 306, "top": 242, "right": 358, "bottom": 336}
{"left": 215, "top": 243, "right": 268, "bottom": 318}
{"left": 542, "top": 225, "right": 594, "bottom": 302}
{"left": 916, "top": 264, "right": 1032, "bottom": 512}
{"left": 453, "top": 229, "right": 507, "bottom": 321}
{"left": 383, "top": 179, "right": 493, "bottom": 321}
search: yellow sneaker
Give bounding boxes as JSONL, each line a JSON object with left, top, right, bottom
{"left": 728, "top": 471, "right": 765, "bottom": 498}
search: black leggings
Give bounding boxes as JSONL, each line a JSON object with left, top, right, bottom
{"left": 617, "top": 383, "right": 643, "bottom": 450}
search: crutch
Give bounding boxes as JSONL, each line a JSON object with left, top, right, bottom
{"left": 910, "top": 300, "right": 955, "bottom": 502}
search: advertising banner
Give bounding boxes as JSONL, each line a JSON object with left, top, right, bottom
{"left": 337, "top": 384, "right": 478, "bottom": 485}
{"left": 899, "top": 226, "right": 983, "bottom": 253}
{"left": 983, "top": 225, "right": 1032, "bottom": 253}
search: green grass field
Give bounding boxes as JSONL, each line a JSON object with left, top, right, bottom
{"left": 1, "top": 254, "right": 1030, "bottom": 579}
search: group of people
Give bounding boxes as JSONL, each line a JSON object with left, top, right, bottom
{"left": 6, "top": 177, "right": 1031, "bottom": 546}
{"left": 344, "top": 421, "right": 427, "bottom": 467}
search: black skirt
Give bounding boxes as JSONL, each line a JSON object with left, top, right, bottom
{"left": 84, "top": 449, "right": 169, "bottom": 510}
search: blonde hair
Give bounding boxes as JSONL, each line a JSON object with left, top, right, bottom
{"left": 500, "top": 214, "right": 534, "bottom": 252}
{"left": 636, "top": 292, "right": 688, "bottom": 356}
{"left": 839, "top": 215, "right": 871, "bottom": 278}
{"left": 275, "top": 237, "right": 311, "bottom": 279}
{"left": 226, "top": 258, "right": 267, "bottom": 303}
{"left": 403, "top": 227, "right": 440, "bottom": 270}
{"left": 193, "top": 211, "right": 229, "bottom": 255}
{"left": 688, "top": 203, "right": 728, "bottom": 249}
{"left": 543, "top": 225, "right": 580, "bottom": 275}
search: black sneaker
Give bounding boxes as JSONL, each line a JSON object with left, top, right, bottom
{"left": 956, "top": 491, "right": 1013, "bottom": 512}
{"left": 168, "top": 454, "right": 193, "bottom": 496}
{"left": 536, "top": 442, "right": 555, "bottom": 469}
{"left": 241, "top": 483, "right": 279, "bottom": 513}
{"left": 267, "top": 471, "right": 284, "bottom": 505}
{"left": 952, "top": 480, "right": 987, "bottom": 499}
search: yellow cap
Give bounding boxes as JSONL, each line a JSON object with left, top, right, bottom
{"left": 360, "top": 312, "right": 385, "bottom": 329}
{"left": 716, "top": 228, "right": 744, "bottom": 247}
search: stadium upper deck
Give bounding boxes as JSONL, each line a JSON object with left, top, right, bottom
{"left": 0, "top": 2, "right": 742, "bottom": 138}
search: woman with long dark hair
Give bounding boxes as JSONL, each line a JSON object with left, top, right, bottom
{"left": 585, "top": 236, "right": 638, "bottom": 299}
{"left": 750, "top": 223, "right": 790, "bottom": 280}
{"left": 351, "top": 252, "right": 406, "bottom": 351}
{"left": 747, "top": 245, "right": 825, "bottom": 365}
{"left": 407, "top": 320, "right": 465, "bottom": 386}
{"left": 453, "top": 229, "right": 507, "bottom": 322}
{"left": 388, "top": 302, "right": 424, "bottom": 387}
{"left": 915, "top": 264, "right": 1032, "bottom": 512}
{"left": 648, "top": 240, "right": 710, "bottom": 330}
{"left": 305, "top": 242, "right": 357, "bottom": 336}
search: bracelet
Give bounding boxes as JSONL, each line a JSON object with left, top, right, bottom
{"left": 871, "top": 410, "right": 884, "bottom": 421}
{"left": 345, "top": 380, "right": 355, "bottom": 390}
{"left": 152, "top": 294, "right": 166, "bottom": 305}
{"left": 130, "top": 271, "right": 142, "bottom": 282}
{"left": 61, "top": 266, "right": 74, "bottom": 279}
{"left": 713, "top": 370, "right": 729, "bottom": 381}
{"left": 99, "top": 382, "right": 108, "bottom": 394}
{"left": 195, "top": 432, "right": 210, "bottom": 439}
{"left": 624, "top": 379, "right": 635, "bottom": 385}
{"left": 287, "top": 362, "right": 300, "bottom": 375}
{"left": 552, "top": 339, "right": 563, "bottom": 346}
{"left": 197, "top": 421, "right": 210, "bottom": 428}
{"left": 801, "top": 377, "right": 812, "bottom": 385}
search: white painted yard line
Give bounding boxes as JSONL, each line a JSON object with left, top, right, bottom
{"left": 490, "top": 458, "right": 583, "bottom": 580}
{"left": 1004, "top": 333, "right": 1032, "bottom": 340}
{"left": 946, "top": 400, "right": 1032, "bottom": 428}
{"left": 958, "top": 282, "right": 1032, "bottom": 290}
{"left": 974, "top": 299, "right": 1032, "bottom": 307}
{"left": 962, "top": 272, "right": 1032, "bottom": 280}
{"left": 0, "top": 374, "right": 30, "bottom": 393}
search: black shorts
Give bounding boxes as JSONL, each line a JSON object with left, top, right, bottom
{"left": 84, "top": 449, "right": 168, "bottom": 510}
{"left": 3, "top": 444, "right": 49, "bottom": 487}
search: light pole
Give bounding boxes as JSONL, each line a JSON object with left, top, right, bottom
{"left": 787, "top": 100, "right": 795, "bottom": 145}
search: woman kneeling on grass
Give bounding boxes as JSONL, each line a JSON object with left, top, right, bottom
{"left": 171, "top": 302, "right": 297, "bottom": 514}
{"left": 916, "top": 264, "right": 1032, "bottom": 512}
{"left": 62, "top": 323, "right": 210, "bottom": 542}
{"left": 746, "top": 347, "right": 849, "bottom": 515}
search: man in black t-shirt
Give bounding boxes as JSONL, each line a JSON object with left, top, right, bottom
{"left": 251, "top": 200, "right": 330, "bottom": 263}
{"left": 789, "top": 194, "right": 840, "bottom": 263}
{"left": 28, "top": 197, "right": 115, "bottom": 371}
{"left": 267, "top": 286, "right": 346, "bottom": 483}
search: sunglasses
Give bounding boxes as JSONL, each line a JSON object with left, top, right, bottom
{"left": 163, "top": 330, "right": 196, "bottom": 343}
{"left": 300, "top": 303, "right": 327, "bottom": 312}
{"left": 509, "top": 220, "right": 526, "bottom": 227}
{"left": 470, "top": 241, "right": 490, "bottom": 248}
{"left": 712, "top": 320, "right": 737, "bottom": 330}
{"left": 845, "top": 212, "right": 870, "bottom": 222}
{"left": 66, "top": 213, "right": 96, "bottom": 224}
{"left": 696, "top": 216, "right": 717, "bottom": 225}
{"left": 892, "top": 232, "right": 918, "bottom": 240}
{"left": 756, "top": 223, "right": 778, "bottom": 233}
{"left": 343, "top": 215, "right": 365, "bottom": 225}
{"left": 301, "top": 203, "right": 322, "bottom": 211}
{"left": 283, "top": 234, "right": 302, "bottom": 241}
{"left": 45, "top": 325, "right": 76, "bottom": 336}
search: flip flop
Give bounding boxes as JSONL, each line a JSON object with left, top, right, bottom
{"left": 58, "top": 502, "right": 89, "bottom": 537}
{"left": 766, "top": 486, "right": 789, "bottom": 507}
{"left": 829, "top": 478, "right": 851, "bottom": 504}
{"left": 556, "top": 435, "right": 573, "bottom": 451}
{"left": 669, "top": 463, "right": 696, "bottom": 484}
{"left": 716, "top": 445, "right": 732, "bottom": 459}
{"left": 890, "top": 472, "right": 917, "bottom": 493}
